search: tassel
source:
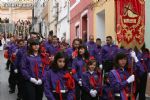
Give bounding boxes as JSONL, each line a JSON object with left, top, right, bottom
{"left": 98, "top": 73, "right": 103, "bottom": 96}
{"left": 33, "top": 61, "right": 39, "bottom": 80}
{"left": 56, "top": 80, "right": 63, "bottom": 100}
{"left": 89, "top": 76, "right": 97, "bottom": 89}
{"left": 42, "top": 64, "right": 45, "bottom": 77}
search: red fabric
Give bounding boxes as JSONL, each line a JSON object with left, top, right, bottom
{"left": 41, "top": 53, "right": 50, "bottom": 65}
{"left": 97, "top": 72, "right": 102, "bottom": 96}
{"left": 40, "top": 46, "right": 46, "bottom": 52}
{"left": 4, "top": 51, "right": 9, "bottom": 59}
{"left": 82, "top": 67, "right": 86, "bottom": 72}
{"left": 115, "top": 0, "right": 145, "bottom": 47}
{"left": 89, "top": 76, "right": 97, "bottom": 89}
{"left": 89, "top": 56, "right": 95, "bottom": 60}
{"left": 72, "top": 50, "right": 78, "bottom": 58}
{"left": 108, "top": 90, "right": 114, "bottom": 100}
{"left": 40, "top": 47, "right": 50, "bottom": 76}
{"left": 85, "top": 60, "right": 89, "bottom": 63}
{"left": 40, "top": 46, "right": 51, "bottom": 65}
{"left": 56, "top": 80, "right": 63, "bottom": 100}
{"left": 33, "top": 61, "right": 39, "bottom": 80}
{"left": 64, "top": 73, "right": 75, "bottom": 90}
{"left": 71, "top": 69, "right": 76, "bottom": 75}
{"left": 11, "top": 54, "right": 16, "bottom": 62}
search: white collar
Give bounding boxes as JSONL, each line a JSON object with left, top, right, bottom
{"left": 89, "top": 70, "right": 94, "bottom": 74}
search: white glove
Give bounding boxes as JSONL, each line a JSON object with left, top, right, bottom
{"left": 37, "top": 79, "right": 42, "bottom": 85}
{"left": 126, "top": 75, "right": 135, "bottom": 83}
{"left": 99, "top": 64, "right": 103, "bottom": 70}
{"left": 148, "top": 73, "right": 150, "bottom": 77}
{"left": 78, "top": 80, "right": 82, "bottom": 86}
{"left": 90, "top": 90, "right": 96, "bottom": 97}
{"left": 92, "top": 90, "right": 97, "bottom": 96}
{"left": 130, "top": 51, "right": 139, "bottom": 62}
{"left": 49, "top": 56, "right": 54, "bottom": 61}
{"left": 14, "top": 69, "right": 18, "bottom": 74}
{"left": 30, "top": 78, "right": 38, "bottom": 85}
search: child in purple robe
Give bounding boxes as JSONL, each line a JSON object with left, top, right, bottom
{"left": 44, "top": 52, "right": 75, "bottom": 100}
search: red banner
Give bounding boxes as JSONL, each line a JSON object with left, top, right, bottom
{"left": 115, "top": 0, "right": 145, "bottom": 49}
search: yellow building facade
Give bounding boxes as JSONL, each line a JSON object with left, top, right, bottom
{"left": 93, "top": 0, "right": 116, "bottom": 43}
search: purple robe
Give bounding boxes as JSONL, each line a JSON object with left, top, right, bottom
{"left": 44, "top": 69, "right": 75, "bottom": 100}
{"left": 101, "top": 44, "right": 118, "bottom": 62}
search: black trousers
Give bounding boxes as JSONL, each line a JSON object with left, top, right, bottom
{"left": 135, "top": 72, "right": 147, "bottom": 100}
{"left": 115, "top": 96, "right": 131, "bottom": 100}
{"left": 53, "top": 93, "right": 68, "bottom": 100}
{"left": 82, "top": 90, "right": 98, "bottom": 100}
{"left": 16, "top": 72, "right": 24, "bottom": 98}
{"left": 23, "top": 81, "right": 44, "bottom": 100}
{"left": 6, "top": 59, "right": 11, "bottom": 69}
{"left": 102, "top": 60, "right": 114, "bottom": 73}
{"left": 75, "top": 83, "right": 83, "bottom": 100}
{"left": 8, "top": 67, "right": 17, "bottom": 91}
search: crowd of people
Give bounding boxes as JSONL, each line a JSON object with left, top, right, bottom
{"left": 14, "top": 19, "right": 31, "bottom": 39}
{"left": 0, "top": 17, "right": 9, "bottom": 23}
{"left": 3, "top": 31, "right": 150, "bottom": 100}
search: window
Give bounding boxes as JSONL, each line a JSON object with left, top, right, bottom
{"left": 76, "top": 25, "right": 80, "bottom": 38}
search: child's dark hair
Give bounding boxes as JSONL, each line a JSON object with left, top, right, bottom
{"left": 87, "top": 59, "right": 97, "bottom": 71}
{"left": 51, "top": 52, "right": 68, "bottom": 71}
{"left": 96, "top": 38, "right": 101, "bottom": 41}
{"left": 27, "top": 39, "right": 41, "bottom": 55}
{"left": 78, "top": 45, "right": 89, "bottom": 59}
{"left": 106, "top": 36, "right": 112, "bottom": 39}
{"left": 17, "top": 39, "right": 24, "bottom": 44}
{"left": 114, "top": 52, "right": 128, "bottom": 69}
{"left": 72, "top": 38, "right": 82, "bottom": 44}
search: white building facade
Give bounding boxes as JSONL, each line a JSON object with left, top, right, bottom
{"left": 32, "top": 0, "right": 70, "bottom": 42}
{"left": 50, "top": 0, "right": 70, "bottom": 42}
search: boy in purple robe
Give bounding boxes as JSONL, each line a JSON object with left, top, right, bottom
{"left": 8, "top": 36, "right": 18, "bottom": 94}
{"left": 13, "top": 39, "right": 26, "bottom": 100}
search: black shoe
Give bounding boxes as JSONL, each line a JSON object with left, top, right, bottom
{"left": 9, "top": 90, "right": 15, "bottom": 94}
{"left": 16, "top": 97, "right": 22, "bottom": 100}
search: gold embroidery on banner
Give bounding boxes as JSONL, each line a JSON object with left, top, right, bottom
{"left": 136, "top": 25, "right": 145, "bottom": 44}
{"left": 138, "top": 0, "right": 145, "bottom": 4}
{"left": 124, "top": 29, "right": 133, "bottom": 42}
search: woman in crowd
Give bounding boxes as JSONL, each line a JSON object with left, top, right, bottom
{"left": 21, "top": 39, "right": 48, "bottom": 100}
